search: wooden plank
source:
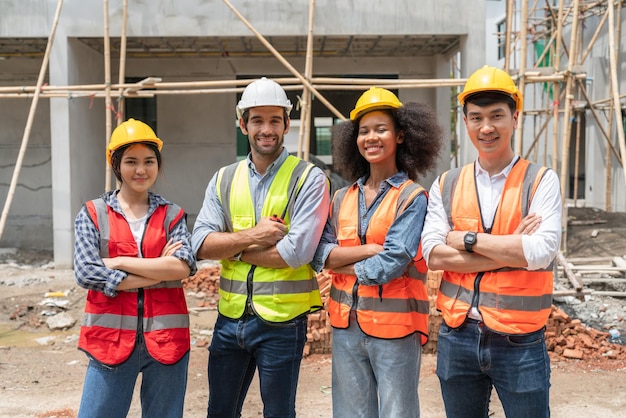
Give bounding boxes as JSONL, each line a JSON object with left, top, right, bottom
{"left": 565, "top": 256, "right": 615, "bottom": 264}
{"left": 557, "top": 252, "right": 583, "bottom": 291}
{"left": 581, "top": 278, "right": 626, "bottom": 283}
{"left": 553, "top": 289, "right": 592, "bottom": 297}
{"left": 612, "top": 256, "right": 626, "bottom": 268}
{"left": 560, "top": 265, "right": 626, "bottom": 271}
{"left": 591, "top": 291, "right": 626, "bottom": 297}
{"left": 568, "top": 219, "right": 607, "bottom": 225}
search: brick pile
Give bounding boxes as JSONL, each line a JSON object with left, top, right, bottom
{"left": 182, "top": 264, "right": 221, "bottom": 309}
{"left": 184, "top": 267, "right": 626, "bottom": 362}
{"left": 546, "top": 305, "right": 626, "bottom": 361}
{"left": 183, "top": 265, "right": 333, "bottom": 355}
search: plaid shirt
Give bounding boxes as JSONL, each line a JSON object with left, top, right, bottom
{"left": 74, "top": 191, "right": 197, "bottom": 297}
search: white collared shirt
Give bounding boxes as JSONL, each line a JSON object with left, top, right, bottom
{"left": 421, "top": 156, "right": 562, "bottom": 271}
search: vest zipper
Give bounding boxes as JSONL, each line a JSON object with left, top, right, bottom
{"left": 246, "top": 265, "right": 257, "bottom": 311}
{"left": 470, "top": 272, "right": 485, "bottom": 314}
{"left": 137, "top": 288, "right": 145, "bottom": 333}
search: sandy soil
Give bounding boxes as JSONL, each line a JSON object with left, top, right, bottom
{"left": 0, "top": 263, "right": 625, "bottom": 418}
{"left": 2, "top": 205, "right": 626, "bottom": 418}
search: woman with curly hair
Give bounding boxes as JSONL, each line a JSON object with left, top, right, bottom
{"left": 312, "top": 87, "right": 443, "bottom": 418}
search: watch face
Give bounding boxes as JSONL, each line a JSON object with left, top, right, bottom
{"left": 464, "top": 232, "right": 476, "bottom": 252}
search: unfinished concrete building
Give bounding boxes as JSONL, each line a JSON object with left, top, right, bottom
{"left": 1, "top": 0, "right": 625, "bottom": 268}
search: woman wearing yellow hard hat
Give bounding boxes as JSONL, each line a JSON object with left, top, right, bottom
{"left": 73, "top": 118, "right": 197, "bottom": 418}
{"left": 312, "top": 87, "right": 444, "bottom": 417}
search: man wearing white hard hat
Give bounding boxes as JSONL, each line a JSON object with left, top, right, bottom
{"left": 192, "top": 77, "right": 330, "bottom": 417}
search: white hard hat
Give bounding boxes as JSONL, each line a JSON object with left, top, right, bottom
{"left": 236, "top": 77, "right": 293, "bottom": 119}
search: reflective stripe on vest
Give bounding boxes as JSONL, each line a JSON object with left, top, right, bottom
{"left": 78, "top": 198, "right": 190, "bottom": 366}
{"left": 327, "top": 180, "right": 430, "bottom": 343}
{"left": 436, "top": 159, "right": 554, "bottom": 334}
{"left": 216, "top": 156, "right": 323, "bottom": 322}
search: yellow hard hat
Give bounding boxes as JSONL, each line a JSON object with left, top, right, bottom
{"left": 107, "top": 118, "right": 163, "bottom": 165}
{"left": 458, "top": 65, "right": 523, "bottom": 111}
{"left": 350, "top": 87, "right": 402, "bottom": 121}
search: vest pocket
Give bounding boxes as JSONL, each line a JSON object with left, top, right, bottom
{"left": 452, "top": 216, "right": 480, "bottom": 231}
{"left": 233, "top": 215, "right": 254, "bottom": 231}
{"left": 83, "top": 291, "right": 123, "bottom": 342}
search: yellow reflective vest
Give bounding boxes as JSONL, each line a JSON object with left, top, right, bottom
{"left": 216, "top": 156, "right": 323, "bottom": 322}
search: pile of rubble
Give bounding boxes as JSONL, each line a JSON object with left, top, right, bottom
{"left": 183, "top": 265, "right": 626, "bottom": 362}
{"left": 183, "top": 264, "right": 333, "bottom": 355}
{"left": 546, "top": 305, "right": 626, "bottom": 361}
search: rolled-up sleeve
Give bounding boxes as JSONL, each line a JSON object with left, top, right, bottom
{"left": 355, "top": 192, "right": 427, "bottom": 285}
{"left": 311, "top": 218, "right": 338, "bottom": 273}
{"left": 73, "top": 206, "right": 127, "bottom": 297}
{"left": 191, "top": 174, "right": 226, "bottom": 256}
{"left": 276, "top": 167, "right": 330, "bottom": 268}
{"left": 170, "top": 214, "right": 198, "bottom": 276}
{"left": 522, "top": 169, "right": 562, "bottom": 270}
{"left": 420, "top": 176, "right": 449, "bottom": 268}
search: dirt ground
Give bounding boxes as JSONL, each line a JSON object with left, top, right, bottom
{"left": 2, "top": 206, "right": 626, "bottom": 417}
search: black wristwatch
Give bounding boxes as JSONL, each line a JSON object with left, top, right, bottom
{"left": 464, "top": 232, "right": 477, "bottom": 253}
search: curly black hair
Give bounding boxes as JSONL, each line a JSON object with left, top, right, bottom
{"left": 332, "top": 102, "right": 444, "bottom": 182}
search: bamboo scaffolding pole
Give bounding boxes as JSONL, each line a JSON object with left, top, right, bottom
{"left": 551, "top": 0, "right": 565, "bottom": 172}
{"left": 221, "top": 0, "right": 346, "bottom": 121}
{"left": 573, "top": 107, "right": 582, "bottom": 205}
{"left": 607, "top": 0, "right": 626, "bottom": 187}
{"left": 607, "top": 102, "right": 614, "bottom": 211}
{"left": 1, "top": 72, "right": 593, "bottom": 97}
{"left": 0, "top": 0, "right": 64, "bottom": 241}
{"left": 579, "top": 6, "right": 608, "bottom": 65}
{"left": 504, "top": 0, "right": 515, "bottom": 72}
{"left": 515, "top": 0, "right": 529, "bottom": 155}
{"left": 608, "top": 0, "right": 624, "bottom": 211}
{"left": 297, "top": 0, "right": 316, "bottom": 161}
{"left": 109, "top": 0, "right": 128, "bottom": 192}
{"left": 558, "top": 0, "right": 580, "bottom": 205}
{"left": 576, "top": 78, "right": 622, "bottom": 165}
{"left": 116, "top": 0, "right": 128, "bottom": 127}
{"left": 104, "top": 0, "right": 113, "bottom": 191}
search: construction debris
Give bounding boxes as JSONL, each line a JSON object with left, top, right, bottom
{"left": 546, "top": 305, "right": 626, "bottom": 361}
{"left": 183, "top": 264, "right": 333, "bottom": 355}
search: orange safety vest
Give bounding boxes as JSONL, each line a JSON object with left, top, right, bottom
{"left": 327, "top": 180, "right": 429, "bottom": 343}
{"left": 436, "top": 158, "right": 554, "bottom": 334}
{"left": 78, "top": 198, "right": 190, "bottom": 366}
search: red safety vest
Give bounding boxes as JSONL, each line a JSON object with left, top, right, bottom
{"left": 436, "top": 158, "right": 554, "bottom": 334}
{"left": 78, "top": 198, "right": 190, "bottom": 366}
{"left": 327, "top": 180, "right": 429, "bottom": 343}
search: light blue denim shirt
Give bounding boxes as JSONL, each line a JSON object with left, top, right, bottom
{"left": 191, "top": 148, "right": 330, "bottom": 269}
{"left": 311, "top": 172, "right": 427, "bottom": 286}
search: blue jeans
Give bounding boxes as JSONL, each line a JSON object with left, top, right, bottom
{"left": 78, "top": 337, "right": 189, "bottom": 418}
{"left": 437, "top": 319, "right": 551, "bottom": 418}
{"left": 331, "top": 318, "right": 422, "bottom": 418}
{"left": 207, "top": 313, "right": 308, "bottom": 418}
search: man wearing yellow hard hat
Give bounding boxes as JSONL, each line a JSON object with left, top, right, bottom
{"left": 421, "top": 66, "right": 562, "bottom": 417}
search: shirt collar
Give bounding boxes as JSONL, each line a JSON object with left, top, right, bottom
{"left": 356, "top": 171, "right": 409, "bottom": 189}
{"left": 100, "top": 190, "right": 170, "bottom": 216}
{"left": 246, "top": 147, "right": 289, "bottom": 177}
{"left": 474, "top": 155, "right": 520, "bottom": 179}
